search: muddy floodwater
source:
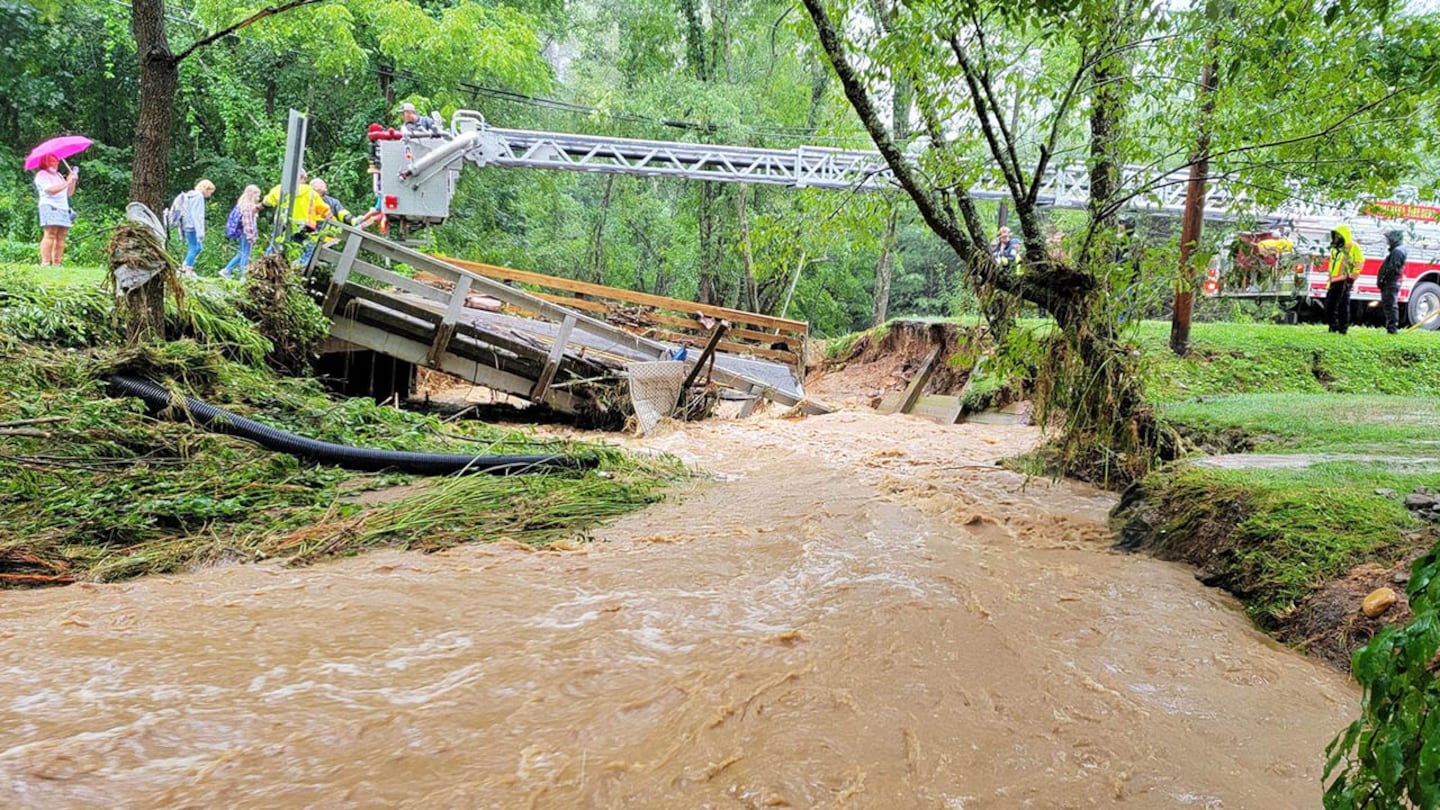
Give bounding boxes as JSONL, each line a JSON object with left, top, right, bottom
{"left": 0, "top": 411, "right": 1356, "bottom": 808}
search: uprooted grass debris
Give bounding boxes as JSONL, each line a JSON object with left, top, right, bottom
{"left": 0, "top": 263, "right": 684, "bottom": 586}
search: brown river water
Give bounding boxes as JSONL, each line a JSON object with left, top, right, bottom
{"left": 0, "top": 411, "right": 1356, "bottom": 808}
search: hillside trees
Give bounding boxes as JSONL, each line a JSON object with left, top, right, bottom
{"left": 429, "top": 0, "right": 919, "bottom": 331}
{"left": 800, "top": 0, "right": 1438, "bottom": 479}
{"left": 7, "top": 0, "right": 945, "bottom": 333}
{"left": 120, "top": 0, "right": 553, "bottom": 337}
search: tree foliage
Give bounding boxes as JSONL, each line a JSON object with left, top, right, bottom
{"left": 5, "top": 0, "right": 972, "bottom": 333}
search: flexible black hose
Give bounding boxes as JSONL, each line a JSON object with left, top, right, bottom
{"left": 108, "top": 375, "right": 598, "bottom": 476}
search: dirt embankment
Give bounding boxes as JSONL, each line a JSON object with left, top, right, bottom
{"left": 805, "top": 320, "right": 997, "bottom": 409}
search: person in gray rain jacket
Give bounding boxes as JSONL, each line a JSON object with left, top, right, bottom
{"left": 1377, "top": 229, "right": 1408, "bottom": 334}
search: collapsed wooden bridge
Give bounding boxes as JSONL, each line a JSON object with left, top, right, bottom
{"left": 312, "top": 225, "right": 821, "bottom": 422}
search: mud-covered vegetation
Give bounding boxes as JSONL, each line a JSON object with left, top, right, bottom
{"left": 0, "top": 264, "right": 682, "bottom": 586}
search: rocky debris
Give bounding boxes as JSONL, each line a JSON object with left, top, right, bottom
{"left": 1362, "top": 587, "right": 1399, "bottom": 618}
{"left": 1403, "top": 487, "right": 1440, "bottom": 522}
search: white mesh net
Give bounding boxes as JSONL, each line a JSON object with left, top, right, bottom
{"left": 625, "top": 360, "right": 689, "bottom": 435}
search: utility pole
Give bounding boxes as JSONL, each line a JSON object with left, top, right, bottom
{"left": 1170, "top": 5, "right": 1223, "bottom": 356}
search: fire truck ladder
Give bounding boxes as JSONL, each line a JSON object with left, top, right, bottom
{"left": 412, "top": 110, "right": 1251, "bottom": 220}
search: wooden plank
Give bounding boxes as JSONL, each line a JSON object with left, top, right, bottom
{"left": 532, "top": 291, "right": 610, "bottom": 314}
{"left": 439, "top": 254, "right": 809, "bottom": 335}
{"left": 319, "top": 249, "right": 451, "bottom": 305}
{"left": 336, "top": 285, "right": 560, "bottom": 370}
{"left": 680, "top": 322, "right": 729, "bottom": 397}
{"left": 530, "top": 292, "right": 799, "bottom": 357}
{"left": 357, "top": 234, "right": 670, "bottom": 359}
{"left": 883, "top": 346, "right": 941, "bottom": 416}
{"left": 336, "top": 309, "right": 605, "bottom": 408}
{"left": 530, "top": 314, "right": 575, "bottom": 400}
{"left": 876, "top": 392, "right": 967, "bottom": 424}
{"left": 324, "top": 225, "right": 810, "bottom": 408}
{"left": 328, "top": 319, "right": 582, "bottom": 413}
{"left": 320, "top": 235, "right": 363, "bottom": 318}
{"left": 426, "top": 275, "right": 472, "bottom": 367}
{"left": 643, "top": 326, "right": 797, "bottom": 365}
{"left": 736, "top": 383, "right": 765, "bottom": 418}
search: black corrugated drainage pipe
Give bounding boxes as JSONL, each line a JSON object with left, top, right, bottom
{"left": 109, "top": 375, "right": 597, "bottom": 476}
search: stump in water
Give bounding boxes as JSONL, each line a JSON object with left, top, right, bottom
{"left": 107, "top": 222, "right": 180, "bottom": 343}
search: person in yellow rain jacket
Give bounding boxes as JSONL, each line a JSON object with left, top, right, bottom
{"left": 1325, "top": 225, "right": 1365, "bottom": 334}
{"left": 260, "top": 171, "right": 331, "bottom": 256}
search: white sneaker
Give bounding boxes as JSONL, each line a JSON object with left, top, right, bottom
{"left": 219, "top": 269, "right": 232, "bottom": 280}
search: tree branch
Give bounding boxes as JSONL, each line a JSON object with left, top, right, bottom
{"left": 1097, "top": 85, "right": 1413, "bottom": 221}
{"left": 1031, "top": 43, "right": 1090, "bottom": 206}
{"left": 948, "top": 34, "right": 1025, "bottom": 206}
{"left": 965, "top": 10, "right": 1023, "bottom": 182}
{"left": 800, "top": 0, "right": 1020, "bottom": 297}
{"left": 173, "top": 0, "right": 330, "bottom": 64}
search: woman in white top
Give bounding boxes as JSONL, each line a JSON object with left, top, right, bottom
{"left": 170, "top": 179, "right": 216, "bottom": 276}
{"left": 34, "top": 154, "right": 78, "bottom": 267}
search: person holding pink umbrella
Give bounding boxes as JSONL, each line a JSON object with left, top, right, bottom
{"left": 34, "top": 154, "right": 79, "bottom": 267}
{"left": 26, "top": 135, "right": 91, "bottom": 267}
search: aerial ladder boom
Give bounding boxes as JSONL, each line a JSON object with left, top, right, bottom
{"left": 370, "top": 109, "right": 1266, "bottom": 229}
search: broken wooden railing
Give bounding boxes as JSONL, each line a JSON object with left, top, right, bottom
{"left": 433, "top": 255, "right": 808, "bottom": 373}
{"left": 313, "top": 224, "right": 823, "bottom": 416}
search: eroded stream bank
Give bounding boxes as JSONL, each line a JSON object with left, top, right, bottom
{"left": 0, "top": 412, "right": 1355, "bottom": 808}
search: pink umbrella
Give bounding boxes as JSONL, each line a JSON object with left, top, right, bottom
{"left": 24, "top": 135, "right": 93, "bottom": 171}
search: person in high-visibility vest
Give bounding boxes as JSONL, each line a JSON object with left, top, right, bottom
{"left": 261, "top": 171, "right": 331, "bottom": 256}
{"left": 1325, "top": 225, "right": 1364, "bottom": 334}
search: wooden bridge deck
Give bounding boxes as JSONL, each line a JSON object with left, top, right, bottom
{"left": 313, "top": 225, "right": 814, "bottom": 418}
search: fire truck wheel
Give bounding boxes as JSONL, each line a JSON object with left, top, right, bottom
{"left": 1408, "top": 281, "right": 1440, "bottom": 330}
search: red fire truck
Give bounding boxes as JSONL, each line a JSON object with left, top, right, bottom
{"left": 1205, "top": 200, "right": 1440, "bottom": 330}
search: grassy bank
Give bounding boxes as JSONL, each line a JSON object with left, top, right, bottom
{"left": 1133, "top": 321, "right": 1440, "bottom": 400}
{"left": 1116, "top": 321, "right": 1440, "bottom": 661}
{"left": 0, "top": 263, "right": 683, "bottom": 585}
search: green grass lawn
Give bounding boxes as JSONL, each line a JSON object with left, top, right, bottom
{"left": 1117, "top": 320, "right": 1440, "bottom": 626}
{"left": 1133, "top": 320, "right": 1440, "bottom": 399}
{"left": 1159, "top": 393, "right": 1440, "bottom": 456}
{"left": 24, "top": 263, "right": 108, "bottom": 287}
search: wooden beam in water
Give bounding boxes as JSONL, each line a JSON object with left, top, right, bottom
{"left": 531, "top": 313, "right": 576, "bottom": 401}
{"left": 885, "top": 346, "right": 942, "bottom": 416}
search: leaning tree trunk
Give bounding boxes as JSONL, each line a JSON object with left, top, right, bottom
{"left": 126, "top": 0, "right": 179, "bottom": 342}
{"left": 1041, "top": 10, "right": 1156, "bottom": 484}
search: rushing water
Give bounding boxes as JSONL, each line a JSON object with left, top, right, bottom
{"left": 0, "top": 411, "right": 1356, "bottom": 808}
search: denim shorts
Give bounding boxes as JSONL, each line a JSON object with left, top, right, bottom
{"left": 39, "top": 206, "right": 73, "bottom": 228}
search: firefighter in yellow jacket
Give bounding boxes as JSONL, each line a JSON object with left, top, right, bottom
{"left": 1325, "top": 225, "right": 1364, "bottom": 334}
{"left": 260, "top": 172, "right": 331, "bottom": 256}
